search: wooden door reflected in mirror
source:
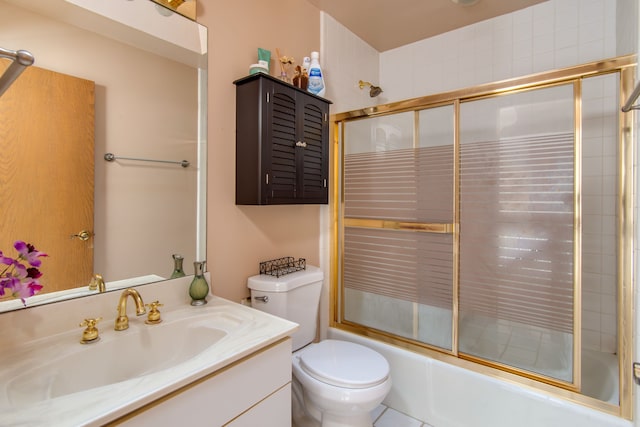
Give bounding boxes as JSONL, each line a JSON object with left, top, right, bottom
{"left": 0, "top": 62, "right": 95, "bottom": 296}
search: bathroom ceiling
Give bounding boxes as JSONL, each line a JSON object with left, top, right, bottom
{"left": 305, "top": 0, "right": 548, "bottom": 52}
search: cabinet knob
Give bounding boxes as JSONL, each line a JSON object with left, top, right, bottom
{"left": 296, "top": 141, "right": 307, "bottom": 148}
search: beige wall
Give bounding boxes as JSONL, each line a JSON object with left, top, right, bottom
{"left": 198, "top": 0, "right": 323, "bottom": 303}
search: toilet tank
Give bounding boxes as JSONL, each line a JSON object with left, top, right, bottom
{"left": 247, "top": 265, "right": 323, "bottom": 351}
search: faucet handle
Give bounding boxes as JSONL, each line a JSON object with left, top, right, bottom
{"left": 79, "top": 317, "right": 102, "bottom": 344}
{"left": 145, "top": 301, "right": 164, "bottom": 324}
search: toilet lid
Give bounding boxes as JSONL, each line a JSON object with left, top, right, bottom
{"left": 299, "top": 340, "right": 389, "bottom": 389}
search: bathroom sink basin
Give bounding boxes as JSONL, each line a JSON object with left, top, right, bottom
{"left": 4, "top": 308, "right": 230, "bottom": 406}
{"left": 0, "top": 294, "right": 298, "bottom": 427}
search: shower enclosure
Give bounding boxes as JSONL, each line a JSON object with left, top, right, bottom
{"left": 332, "top": 55, "right": 634, "bottom": 416}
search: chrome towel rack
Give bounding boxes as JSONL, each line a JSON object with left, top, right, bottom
{"left": 104, "top": 153, "right": 190, "bottom": 168}
{"left": 0, "top": 47, "right": 35, "bottom": 97}
{"left": 622, "top": 81, "right": 640, "bottom": 112}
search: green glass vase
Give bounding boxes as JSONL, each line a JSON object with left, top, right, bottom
{"left": 170, "top": 254, "right": 186, "bottom": 279}
{"left": 189, "top": 261, "right": 209, "bottom": 306}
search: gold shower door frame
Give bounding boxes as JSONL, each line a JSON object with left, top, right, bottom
{"left": 330, "top": 55, "right": 636, "bottom": 419}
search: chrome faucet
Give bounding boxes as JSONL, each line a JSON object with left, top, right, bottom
{"left": 114, "top": 288, "right": 146, "bottom": 331}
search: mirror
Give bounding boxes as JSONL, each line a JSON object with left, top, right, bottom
{"left": 0, "top": 0, "right": 207, "bottom": 312}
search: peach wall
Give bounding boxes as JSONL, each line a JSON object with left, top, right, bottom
{"left": 198, "top": 0, "right": 323, "bottom": 303}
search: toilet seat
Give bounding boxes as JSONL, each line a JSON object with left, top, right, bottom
{"left": 298, "top": 340, "right": 389, "bottom": 389}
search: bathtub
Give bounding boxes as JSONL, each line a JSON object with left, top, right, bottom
{"left": 581, "top": 349, "right": 619, "bottom": 405}
{"left": 328, "top": 328, "right": 631, "bottom": 427}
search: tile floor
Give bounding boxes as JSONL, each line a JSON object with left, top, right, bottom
{"left": 372, "top": 404, "right": 431, "bottom": 427}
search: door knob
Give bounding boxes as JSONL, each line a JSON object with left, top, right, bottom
{"left": 71, "top": 230, "right": 93, "bottom": 241}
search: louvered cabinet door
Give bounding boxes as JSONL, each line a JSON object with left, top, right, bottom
{"left": 234, "top": 73, "right": 330, "bottom": 205}
{"left": 297, "top": 96, "right": 329, "bottom": 203}
{"left": 266, "top": 83, "right": 298, "bottom": 203}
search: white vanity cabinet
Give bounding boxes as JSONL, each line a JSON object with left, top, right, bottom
{"left": 113, "top": 339, "right": 292, "bottom": 427}
{"left": 226, "top": 384, "right": 291, "bottom": 427}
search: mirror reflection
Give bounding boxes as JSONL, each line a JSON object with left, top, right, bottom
{"left": 0, "top": 0, "right": 207, "bottom": 311}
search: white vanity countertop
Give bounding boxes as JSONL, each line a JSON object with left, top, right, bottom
{"left": 0, "top": 276, "right": 298, "bottom": 426}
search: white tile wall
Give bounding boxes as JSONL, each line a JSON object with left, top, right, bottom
{"left": 581, "top": 73, "right": 619, "bottom": 353}
{"left": 344, "top": 288, "right": 414, "bottom": 338}
{"left": 379, "top": 0, "right": 625, "bottom": 104}
{"left": 320, "top": 13, "right": 380, "bottom": 113}
{"left": 459, "top": 313, "right": 574, "bottom": 382}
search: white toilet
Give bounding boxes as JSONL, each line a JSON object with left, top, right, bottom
{"left": 248, "top": 265, "right": 391, "bottom": 427}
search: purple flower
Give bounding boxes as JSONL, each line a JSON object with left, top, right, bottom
{"left": 14, "top": 241, "right": 48, "bottom": 267}
{"left": 0, "top": 250, "right": 14, "bottom": 266}
{"left": 26, "top": 267, "right": 42, "bottom": 279}
{"left": 0, "top": 277, "right": 15, "bottom": 296}
{"left": 4, "top": 279, "right": 43, "bottom": 304}
{"left": 0, "top": 241, "right": 47, "bottom": 305}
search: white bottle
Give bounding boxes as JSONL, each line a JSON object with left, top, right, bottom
{"left": 307, "top": 51, "right": 325, "bottom": 97}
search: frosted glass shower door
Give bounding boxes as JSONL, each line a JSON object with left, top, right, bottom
{"left": 458, "top": 84, "right": 576, "bottom": 384}
{"left": 342, "top": 106, "right": 455, "bottom": 351}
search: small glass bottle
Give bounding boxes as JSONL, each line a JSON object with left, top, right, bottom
{"left": 293, "top": 66, "right": 301, "bottom": 88}
{"left": 189, "top": 261, "right": 209, "bottom": 306}
{"left": 293, "top": 66, "right": 308, "bottom": 90}
{"left": 170, "top": 254, "right": 186, "bottom": 278}
{"left": 279, "top": 71, "right": 291, "bottom": 83}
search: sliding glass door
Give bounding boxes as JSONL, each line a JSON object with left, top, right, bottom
{"left": 458, "top": 83, "right": 577, "bottom": 385}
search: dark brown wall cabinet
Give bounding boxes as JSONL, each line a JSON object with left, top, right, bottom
{"left": 234, "top": 73, "right": 331, "bottom": 205}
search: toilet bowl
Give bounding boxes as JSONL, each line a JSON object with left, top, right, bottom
{"left": 291, "top": 340, "right": 391, "bottom": 427}
{"left": 247, "top": 266, "right": 392, "bottom": 427}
